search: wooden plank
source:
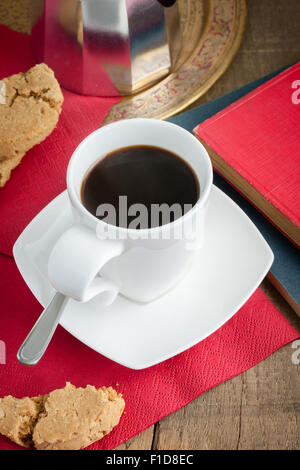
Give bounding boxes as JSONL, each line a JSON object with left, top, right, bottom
{"left": 116, "top": 426, "right": 154, "bottom": 450}
{"left": 152, "top": 375, "right": 243, "bottom": 450}
{"left": 236, "top": 343, "right": 300, "bottom": 449}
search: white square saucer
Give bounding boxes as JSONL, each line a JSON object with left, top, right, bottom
{"left": 13, "top": 186, "right": 273, "bottom": 369}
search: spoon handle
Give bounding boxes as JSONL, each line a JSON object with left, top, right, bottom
{"left": 17, "top": 292, "right": 68, "bottom": 366}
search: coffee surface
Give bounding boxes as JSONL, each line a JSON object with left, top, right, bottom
{"left": 81, "top": 145, "right": 199, "bottom": 228}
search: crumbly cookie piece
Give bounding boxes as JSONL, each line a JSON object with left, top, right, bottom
{"left": 0, "top": 395, "right": 45, "bottom": 448}
{"left": 0, "top": 63, "right": 63, "bottom": 185}
{"left": 0, "top": 383, "right": 125, "bottom": 450}
{"left": 0, "top": 152, "right": 24, "bottom": 187}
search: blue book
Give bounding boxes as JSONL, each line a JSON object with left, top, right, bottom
{"left": 168, "top": 68, "right": 300, "bottom": 316}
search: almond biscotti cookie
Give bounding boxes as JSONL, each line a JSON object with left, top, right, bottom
{"left": 0, "top": 382, "right": 125, "bottom": 450}
{"left": 0, "top": 63, "right": 63, "bottom": 186}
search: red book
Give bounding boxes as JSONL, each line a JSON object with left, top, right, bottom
{"left": 194, "top": 63, "right": 300, "bottom": 247}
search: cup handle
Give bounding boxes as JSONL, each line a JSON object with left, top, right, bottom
{"left": 48, "top": 225, "right": 124, "bottom": 303}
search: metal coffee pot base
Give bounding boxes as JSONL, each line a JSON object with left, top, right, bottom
{"left": 31, "top": 0, "right": 181, "bottom": 97}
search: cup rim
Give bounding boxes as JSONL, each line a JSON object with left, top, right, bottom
{"left": 67, "top": 118, "right": 213, "bottom": 235}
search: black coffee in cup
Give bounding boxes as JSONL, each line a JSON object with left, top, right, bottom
{"left": 81, "top": 145, "right": 200, "bottom": 229}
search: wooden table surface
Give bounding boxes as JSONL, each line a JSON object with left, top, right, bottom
{"left": 1, "top": 0, "right": 299, "bottom": 450}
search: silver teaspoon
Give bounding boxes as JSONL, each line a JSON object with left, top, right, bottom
{"left": 17, "top": 292, "right": 68, "bottom": 366}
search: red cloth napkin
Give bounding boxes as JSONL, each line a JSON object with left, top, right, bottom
{"left": 0, "top": 25, "right": 299, "bottom": 451}
{"left": 0, "top": 25, "right": 120, "bottom": 256}
{"left": 0, "top": 253, "right": 298, "bottom": 450}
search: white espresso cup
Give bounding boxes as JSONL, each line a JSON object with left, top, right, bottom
{"left": 48, "top": 119, "right": 213, "bottom": 304}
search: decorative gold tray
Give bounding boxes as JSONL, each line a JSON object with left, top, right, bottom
{"left": 105, "top": 0, "right": 247, "bottom": 123}
{"left": 0, "top": 0, "right": 246, "bottom": 123}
